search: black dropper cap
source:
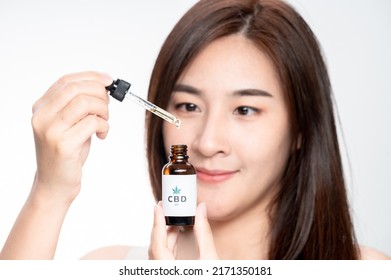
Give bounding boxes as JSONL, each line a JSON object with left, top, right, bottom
{"left": 105, "top": 79, "right": 131, "bottom": 102}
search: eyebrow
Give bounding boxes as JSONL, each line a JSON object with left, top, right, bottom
{"left": 173, "top": 83, "right": 273, "bottom": 98}
{"left": 172, "top": 84, "right": 200, "bottom": 94}
{"left": 233, "top": 89, "right": 273, "bottom": 98}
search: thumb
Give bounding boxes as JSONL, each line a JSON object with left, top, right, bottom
{"left": 193, "top": 203, "right": 219, "bottom": 260}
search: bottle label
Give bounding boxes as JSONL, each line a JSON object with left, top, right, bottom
{"left": 162, "top": 174, "right": 197, "bottom": 217}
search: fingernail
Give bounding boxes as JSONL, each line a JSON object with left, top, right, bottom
{"left": 101, "top": 72, "right": 113, "bottom": 85}
{"left": 154, "top": 201, "right": 163, "bottom": 215}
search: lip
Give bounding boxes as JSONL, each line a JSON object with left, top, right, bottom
{"left": 196, "top": 168, "right": 238, "bottom": 183}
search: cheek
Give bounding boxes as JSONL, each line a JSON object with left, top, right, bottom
{"left": 240, "top": 121, "right": 292, "bottom": 171}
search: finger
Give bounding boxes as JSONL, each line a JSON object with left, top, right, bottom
{"left": 44, "top": 80, "right": 110, "bottom": 114}
{"left": 33, "top": 115, "right": 108, "bottom": 179}
{"left": 32, "top": 94, "right": 110, "bottom": 145}
{"left": 46, "top": 115, "right": 109, "bottom": 164}
{"left": 58, "top": 94, "right": 109, "bottom": 128}
{"left": 33, "top": 71, "right": 112, "bottom": 114}
{"left": 194, "top": 203, "right": 219, "bottom": 259}
{"left": 32, "top": 80, "right": 110, "bottom": 137}
{"left": 166, "top": 226, "right": 179, "bottom": 254}
{"left": 157, "top": 202, "right": 179, "bottom": 254}
{"left": 33, "top": 71, "right": 112, "bottom": 113}
{"left": 45, "top": 71, "right": 113, "bottom": 99}
{"left": 66, "top": 114, "right": 109, "bottom": 146}
{"left": 149, "top": 203, "right": 176, "bottom": 260}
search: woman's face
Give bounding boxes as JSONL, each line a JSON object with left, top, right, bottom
{"left": 163, "top": 34, "right": 293, "bottom": 221}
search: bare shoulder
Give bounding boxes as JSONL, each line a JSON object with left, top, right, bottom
{"left": 80, "top": 245, "right": 132, "bottom": 260}
{"left": 359, "top": 246, "right": 391, "bottom": 260}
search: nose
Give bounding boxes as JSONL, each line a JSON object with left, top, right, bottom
{"left": 192, "top": 110, "right": 231, "bottom": 158}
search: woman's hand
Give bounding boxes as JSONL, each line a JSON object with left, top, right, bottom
{"left": 31, "top": 71, "right": 113, "bottom": 204}
{"left": 0, "top": 71, "right": 113, "bottom": 259}
{"left": 149, "top": 202, "right": 220, "bottom": 260}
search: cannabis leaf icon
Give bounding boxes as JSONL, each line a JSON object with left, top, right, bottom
{"left": 172, "top": 186, "right": 181, "bottom": 194}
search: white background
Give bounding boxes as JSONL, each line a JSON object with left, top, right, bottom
{"left": 0, "top": 0, "right": 390, "bottom": 259}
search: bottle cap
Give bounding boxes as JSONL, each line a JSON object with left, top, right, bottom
{"left": 106, "top": 79, "right": 131, "bottom": 102}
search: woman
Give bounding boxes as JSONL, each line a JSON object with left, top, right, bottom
{"left": 144, "top": 0, "right": 367, "bottom": 259}
{"left": 1, "top": 0, "right": 389, "bottom": 260}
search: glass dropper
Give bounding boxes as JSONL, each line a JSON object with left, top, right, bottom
{"left": 106, "top": 79, "right": 181, "bottom": 128}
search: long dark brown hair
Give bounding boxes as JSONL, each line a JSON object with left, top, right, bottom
{"left": 145, "top": 0, "right": 359, "bottom": 259}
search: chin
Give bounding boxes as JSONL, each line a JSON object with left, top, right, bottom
{"left": 198, "top": 200, "right": 231, "bottom": 222}
{"left": 205, "top": 211, "right": 235, "bottom": 224}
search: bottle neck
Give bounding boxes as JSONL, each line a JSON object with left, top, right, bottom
{"left": 169, "top": 145, "right": 189, "bottom": 163}
{"left": 170, "top": 154, "right": 188, "bottom": 163}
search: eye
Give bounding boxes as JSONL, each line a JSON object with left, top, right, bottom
{"left": 234, "top": 106, "right": 260, "bottom": 116}
{"left": 175, "top": 103, "right": 200, "bottom": 112}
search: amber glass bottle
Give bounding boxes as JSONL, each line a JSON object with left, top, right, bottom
{"left": 162, "top": 144, "right": 197, "bottom": 226}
